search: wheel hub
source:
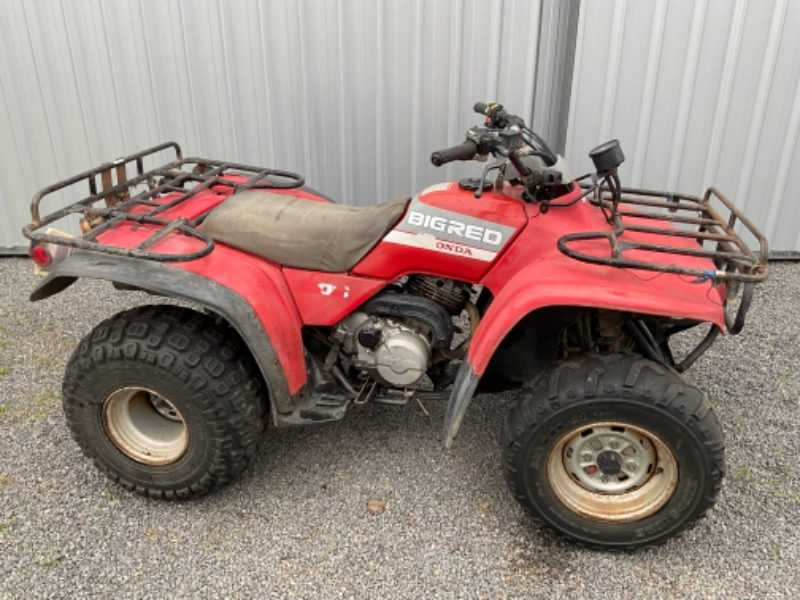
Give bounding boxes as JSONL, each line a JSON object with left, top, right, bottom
{"left": 102, "top": 387, "right": 189, "bottom": 466}
{"left": 547, "top": 422, "right": 679, "bottom": 522}
{"left": 596, "top": 450, "right": 622, "bottom": 476}
{"left": 149, "top": 394, "right": 183, "bottom": 422}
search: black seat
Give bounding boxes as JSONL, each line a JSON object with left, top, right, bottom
{"left": 202, "top": 191, "right": 409, "bottom": 272}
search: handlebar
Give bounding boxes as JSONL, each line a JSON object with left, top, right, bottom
{"left": 430, "top": 141, "right": 478, "bottom": 167}
{"left": 430, "top": 101, "right": 557, "bottom": 172}
{"left": 473, "top": 102, "right": 515, "bottom": 128}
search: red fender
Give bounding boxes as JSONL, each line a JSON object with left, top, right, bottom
{"left": 469, "top": 200, "right": 727, "bottom": 376}
{"left": 176, "top": 246, "right": 306, "bottom": 394}
{"left": 95, "top": 217, "right": 308, "bottom": 395}
{"left": 86, "top": 181, "right": 354, "bottom": 398}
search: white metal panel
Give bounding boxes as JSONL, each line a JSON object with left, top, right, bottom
{"left": 0, "top": 0, "right": 547, "bottom": 249}
{"left": 566, "top": 0, "right": 800, "bottom": 253}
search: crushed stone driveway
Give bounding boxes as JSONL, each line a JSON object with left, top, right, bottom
{"left": 1, "top": 257, "right": 798, "bottom": 598}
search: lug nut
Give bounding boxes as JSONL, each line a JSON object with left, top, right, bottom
{"left": 582, "top": 453, "right": 593, "bottom": 462}
{"left": 627, "top": 461, "right": 638, "bottom": 472}
{"left": 609, "top": 439, "right": 619, "bottom": 450}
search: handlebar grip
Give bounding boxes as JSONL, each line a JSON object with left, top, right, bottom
{"left": 473, "top": 102, "right": 489, "bottom": 115}
{"left": 430, "top": 141, "right": 478, "bottom": 167}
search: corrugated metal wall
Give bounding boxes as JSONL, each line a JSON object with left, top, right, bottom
{"left": 565, "top": 0, "right": 800, "bottom": 254}
{"left": 0, "top": 0, "right": 549, "bottom": 250}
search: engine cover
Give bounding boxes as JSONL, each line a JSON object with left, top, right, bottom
{"left": 373, "top": 323, "right": 429, "bottom": 386}
{"left": 338, "top": 312, "right": 431, "bottom": 386}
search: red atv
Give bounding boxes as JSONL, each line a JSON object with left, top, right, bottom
{"left": 24, "top": 102, "right": 768, "bottom": 550}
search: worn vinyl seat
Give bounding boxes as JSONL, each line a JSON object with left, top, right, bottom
{"left": 202, "top": 191, "right": 409, "bottom": 272}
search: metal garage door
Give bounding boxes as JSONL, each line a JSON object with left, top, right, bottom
{"left": 0, "top": 0, "right": 563, "bottom": 251}
{"left": 565, "top": 0, "right": 800, "bottom": 255}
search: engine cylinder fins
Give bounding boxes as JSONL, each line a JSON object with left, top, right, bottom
{"left": 406, "top": 275, "right": 471, "bottom": 316}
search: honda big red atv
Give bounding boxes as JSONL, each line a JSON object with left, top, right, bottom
{"left": 24, "top": 102, "right": 768, "bottom": 550}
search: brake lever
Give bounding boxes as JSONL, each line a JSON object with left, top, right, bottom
{"left": 494, "top": 162, "right": 507, "bottom": 194}
{"left": 474, "top": 158, "right": 506, "bottom": 199}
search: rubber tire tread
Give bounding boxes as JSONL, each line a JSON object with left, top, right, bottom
{"left": 62, "top": 305, "right": 268, "bottom": 500}
{"left": 502, "top": 353, "right": 725, "bottom": 551}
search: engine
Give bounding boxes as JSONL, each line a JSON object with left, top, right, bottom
{"left": 337, "top": 312, "right": 431, "bottom": 387}
{"left": 333, "top": 278, "right": 471, "bottom": 388}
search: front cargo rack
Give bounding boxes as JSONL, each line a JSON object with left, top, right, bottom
{"left": 23, "top": 142, "right": 304, "bottom": 262}
{"left": 558, "top": 181, "right": 768, "bottom": 284}
{"left": 557, "top": 178, "right": 769, "bottom": 333}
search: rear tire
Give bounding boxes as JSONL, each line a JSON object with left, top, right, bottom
{"left": 503, "top": 353, "right": 725, "bottom": 550}
{"left": 62, "top": 305, "right": 267, "bottom": 499}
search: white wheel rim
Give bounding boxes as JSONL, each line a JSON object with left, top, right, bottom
{"left": 546, "top": 422, "right": 679, "bottom": 523}
{"left": 103, "top": 387, "right": 189, "bottom": 465}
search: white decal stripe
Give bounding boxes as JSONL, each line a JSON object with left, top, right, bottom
{"left": 383, "top": 230, "right": 497, "bottom": 262}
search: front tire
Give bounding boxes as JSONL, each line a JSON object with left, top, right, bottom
{"left": 503, "top": 353, "right": 725, "bottom": 550}
{"left": 62, "top": 305, "right": 268, "bottom": 499}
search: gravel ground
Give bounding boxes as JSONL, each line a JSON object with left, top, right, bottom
{"left": 0, "top": 256, "right": 798, "bottom": 599}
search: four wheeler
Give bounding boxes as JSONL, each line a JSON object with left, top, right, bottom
{"left": 23, "top": 102, "right": 768, "bottom": 550}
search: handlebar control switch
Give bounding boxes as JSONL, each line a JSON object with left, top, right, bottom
{"left": 589, "top": 140, "right": 625, "bottom": 175}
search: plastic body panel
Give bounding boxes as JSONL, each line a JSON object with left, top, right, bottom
{"left": 469, "top": 186, "right": 727, "bottom": 376}
{"left": 28, "top": 251, "right": 300, "bottom": 416}
{"left": 353, "top": 183, "right": 528, "bottom": 281}
{"left": 95, "top": 213, "right": 308, "bottom": 395}
{"left": 176, "top": 248, "right": 306, "bottom": 393}
{"left": 283, "top": 269, "right": 388, "bottom": 326}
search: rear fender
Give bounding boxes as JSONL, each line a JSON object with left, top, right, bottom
{"left": 30, "top": 250, "right": 305, "bottom": 416}
{"left": 443, "top": 261, "right": 726, "bottom": 447}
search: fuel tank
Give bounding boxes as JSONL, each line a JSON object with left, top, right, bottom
{"left": 352, "top": 182, "right": 528, "bottom": 282}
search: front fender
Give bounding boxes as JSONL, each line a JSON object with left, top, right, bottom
{"left": 31, "top": 249, "right": 306, "bottom": 414}
{"left": 469, "top": 261, "right": 726, "bottom": 377}
{"left": 443, "top": 259, "right": 726, "bottom": 448}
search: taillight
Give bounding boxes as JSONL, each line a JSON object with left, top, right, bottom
{"left": 29, "top": 244, "right": 53, "bottom": 267}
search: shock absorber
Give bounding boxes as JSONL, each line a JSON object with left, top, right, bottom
{"left": 596, "top": 309, "right": 624, "bottom": 353}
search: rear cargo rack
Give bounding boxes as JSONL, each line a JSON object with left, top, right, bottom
{"left": 23, "top": 142, "right": 304, "bottom": 262}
